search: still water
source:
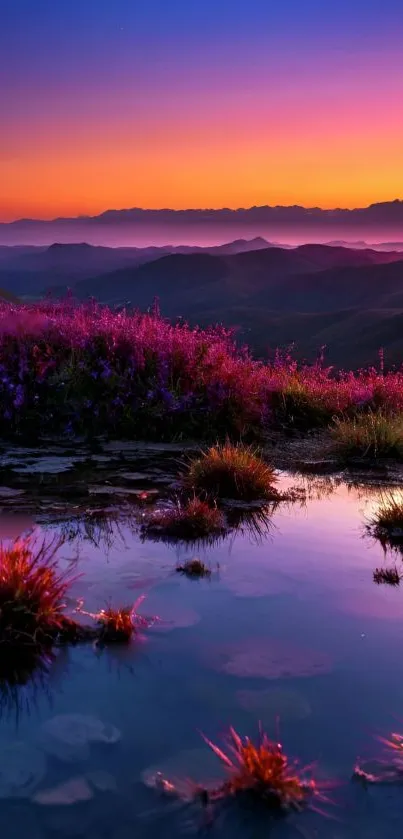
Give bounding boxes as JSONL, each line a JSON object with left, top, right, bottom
{"left": 2, "top": 473, "right": 403, "bottom": 838}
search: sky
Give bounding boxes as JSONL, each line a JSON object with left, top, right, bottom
{"left": 1, "top": 0, "right": 403, "bottom": 221}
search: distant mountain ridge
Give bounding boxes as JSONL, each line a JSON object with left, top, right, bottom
{"left": 1, "top": 201, "right": 403, "bottom": 247}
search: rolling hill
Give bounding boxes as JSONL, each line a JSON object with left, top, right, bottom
{"left": 1, "top": 240, "right": 403, "bottom": 366}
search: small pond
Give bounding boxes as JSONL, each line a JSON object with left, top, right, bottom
{"left": 1, "top": 444, "right": 403, "bottom": 838}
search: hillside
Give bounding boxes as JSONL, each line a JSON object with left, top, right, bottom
{"left": 70, "top": 245, "right": 403, "bottom": 367}
{"left": 1, "top": 241, "right": 403, "bottom": 366}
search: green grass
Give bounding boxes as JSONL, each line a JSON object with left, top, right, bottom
{"left": 185, "top": 442, "right": 278, "bottom": 501}
{"left": 331, "top": 411, "right": 403, "bottom": 460}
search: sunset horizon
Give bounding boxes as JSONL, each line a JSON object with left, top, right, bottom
{"left": 3, "top": 0, "right": 403, "bottom": 223}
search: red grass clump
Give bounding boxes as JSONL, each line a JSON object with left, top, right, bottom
{"left": 143, "top": 498, "right": 226, "bottom": 542}
{"left": 96, "top": 606, "right": 134, "bottom": 643}
{"left": 0, "top": 534, "right": 72, "bottom": 647}
{"left": 203, "top": 727, "right": 317, "bottom": 813}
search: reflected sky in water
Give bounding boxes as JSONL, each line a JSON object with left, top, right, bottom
{"left": 2, "top": 474, "right": 403, "bottom": 838}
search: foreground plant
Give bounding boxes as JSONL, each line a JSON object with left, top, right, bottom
{"left": 331, "top": 411, "right": 403, "bottom": 460}
{"left": 77, "top": 595, "right": 152, "bottom": 645}
{"left": 0, "top": 534, "right": 73, "bottom": 648}
{"left": 96, "top": 606, "right": 134, "bottom": 643}
{"left": 354, "top": 731, "right": 403, "bottom": 785}
{"left": 142, "top": 498, "right": 227, "bottom": 543}
{"left": 201, "top": 727, "right": 317, "bottom": 812}
{"left": 370, "top": 492, "right": 403, "bottom": 538}
{"left": 185, "top": 443, "right": 278, "bottom": 501}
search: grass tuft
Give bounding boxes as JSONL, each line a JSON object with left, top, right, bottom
{"left": 202, "top": 727, "right": 316, "bottom": 812}
{"left": 0, "top": 534, "right": 72, "bottom": 647}
{"left": 142, "top": 497, "right": 226, "bottom": 543}
{"left": 331, "top": 411, "right": 403, "bottom": 460}
{"left": 96, "top": 606, "right": 134, "bottom": 643}
{"left": 185, "top": 443, "right": 278, "bottom": 501}
{"left": 370, "top": 492, "right": 403, "bottom": 533}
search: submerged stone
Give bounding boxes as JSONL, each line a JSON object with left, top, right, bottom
{"left": 209, "top": 638, "right": 332, "bottom": 680}
{"left": 33, "top": 776, "right": 93, "bottom": 805}
{"left": 39, "top": 714, "right": 121, "bottom": 762}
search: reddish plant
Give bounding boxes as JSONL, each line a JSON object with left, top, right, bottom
{"left": 0, "top": 533, "right": 72, "bottom": 647}
{"left": 96, "top": 606, "right": 134, "bottom": 643}
{"left": 203, "top": 727, "right": 317, "bottom": 813}
{"left": 1, "top": 300, "right": 403, "bottom": 443}
{"left": 143, "top": 498, "right": 226, "bottom": 542}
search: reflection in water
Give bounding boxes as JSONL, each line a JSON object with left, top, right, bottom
{"left": 2, "top": 472, "right": 403, "bottom": 835}
{"left": 53, "top": 506, "right": 138, "bottom": 552}
{"left": 0, "top": 645, "right": 69, "bottom": 723}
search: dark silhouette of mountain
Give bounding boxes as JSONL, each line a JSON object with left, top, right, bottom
{"left": 1, "top": 200, "right": 403, "bottom": 246}
{"left": 0, "top": 238, "right": 275, "bottom": 295}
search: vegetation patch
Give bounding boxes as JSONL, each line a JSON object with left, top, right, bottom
{"left": 2, "top": 301, "right": 403, "bottom": 446}
{"left": 0, "top": 534, "right": 73, "bottom": 648}
{"left": 331, "top": 412, "right": 403, "bottom": 461}
{"left": 369, "top": 492, "right": 403, "bottom": 537}
{"left": 96, "top": 606, "right": 135, "bottom": 643}
{"left": 201, "top": 727, "right": 317, "bottom": 812}
{"left": 185, "top": 443, "right": 278, "bottom": 501}
{"left": 142, "top": 497, "right": 227, "bottom": 542}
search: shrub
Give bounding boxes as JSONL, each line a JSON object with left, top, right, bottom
{"left": 0, "top": 534, "right": 72, "bottom": 647}
{"left": 142, "top": 498, "right": 226, "bottom": 542}
{"left": 202, "top": 727, "right": 316, "bottom": 812}
{"left": 331, "top": 411, "right": 403, "bottom": 459}
{"left": 185, "top": 443, "right": 278, "bottom": 501}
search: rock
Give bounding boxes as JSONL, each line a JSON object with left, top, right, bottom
{"left": 209, "top": 638, "right": 332, "bottom": 680}
{"left": 39, "top": 714, "right": 121, "bottom": 762}
{"left": 33, "top": 777, "right": 93, "bottom": 805}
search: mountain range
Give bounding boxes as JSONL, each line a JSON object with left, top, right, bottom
{"left": 1, "top": 200, "right": 403, "bottom": 247}
{"left": 2, "top": 238, "right": 403, "bottom": 367}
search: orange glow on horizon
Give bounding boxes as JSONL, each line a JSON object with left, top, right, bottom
{"left": 2, "top": 82, "right": 403, "bottom": 221}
